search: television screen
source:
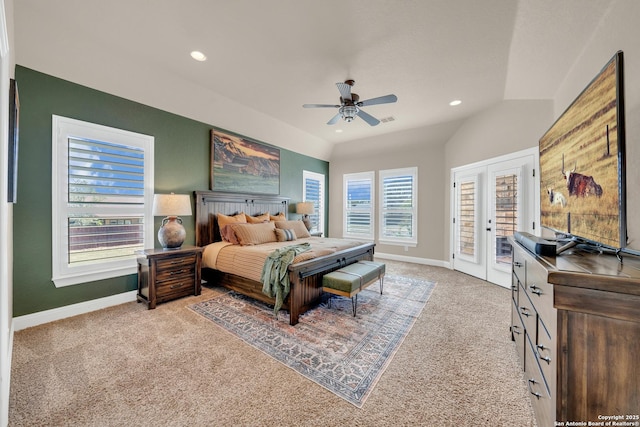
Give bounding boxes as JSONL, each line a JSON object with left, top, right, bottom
{"left": 539, "top": 51, "right": 626, "bottom": 249}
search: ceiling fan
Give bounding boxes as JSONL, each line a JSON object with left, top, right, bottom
{"left": 303, "top": 80, "right": 397, "bottom": 126}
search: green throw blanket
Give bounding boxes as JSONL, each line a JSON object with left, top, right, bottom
{"left": 261, "top": 242, "right": 311, "bottom": 315}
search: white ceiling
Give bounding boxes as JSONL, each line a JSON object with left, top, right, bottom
{"left": 13, "top": 0, "right": 615, "bottom": 152}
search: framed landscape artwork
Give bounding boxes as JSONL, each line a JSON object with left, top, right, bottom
{"left": 210, "top": 129, "right": 280, "bottom": 195}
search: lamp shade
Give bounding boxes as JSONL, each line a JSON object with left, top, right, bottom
{"left": 296, "top": 202, "right": 314, "bottom": 215}
{"left": 152, "top": 193, "right": 192, "bottom": 217}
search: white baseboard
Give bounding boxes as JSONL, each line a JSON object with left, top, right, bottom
{"left": 13, "top": 291, "right": 137, "bottom": 331}
{"left": 374, "top": 252, "right": 451, "bottom": 269}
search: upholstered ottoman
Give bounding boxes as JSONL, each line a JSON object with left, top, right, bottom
{"left": 322, "top": 260, "right": 385, "bottom": 316}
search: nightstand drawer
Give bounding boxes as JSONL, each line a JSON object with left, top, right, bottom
{"left": 156, "top": 254, "right": 197, "bottom": 270}
{"left": 155, "top": 264, "right": 196, "bottom": 284}
{"left": 156, "top": 276, "right": 196, "bottom": 299}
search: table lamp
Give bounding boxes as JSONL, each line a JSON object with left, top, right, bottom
{"left": 296, "top": 202, "right": 314, "bottom": 231}
{"left": 152, "top": 193, "right": 192, "bottom": 249}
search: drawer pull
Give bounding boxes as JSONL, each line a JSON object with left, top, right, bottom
{"left": 519, "top": 306, "right": 531, "bottom": 317}
{"left": 511, "top": 325, "right": 522, "bottom": 335}
{"left": 528, "top": 285, "right": 542, "bottom": 296}
{"left": 514, "top": 261, "right": 523, "bottom": 267}
{"left": 170, "top": 283, "right": 184, "bottom": 289}
{"left": 170, "top": 269, "right": 186, "bottom": 275}
{"left": 538, "top": 354, "right": 551, "bottom": 364}
{"left": 527, "top": 378, "right": 542, "bottom": 399}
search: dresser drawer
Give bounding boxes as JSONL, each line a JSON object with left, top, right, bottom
{"left": 524, "top": 259, "right": 554, "bottom": 323}
{"left": 535, "top": 315, "right": 556, "bottom": 393}
{"left": 525, "top": 336, "right": 554, "bottom": 427}
{"left": 511, "top": 300, "right": 526, "bottom": 364}
{"left": 513, "top": 249, "right": 526, "bottom": 284}
{"left": 518, "top": 281, "right": 537, "bottom": 337}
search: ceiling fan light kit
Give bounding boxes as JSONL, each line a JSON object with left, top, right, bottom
{"left": 303, "top": 80, "right": 397, "bottom": 127}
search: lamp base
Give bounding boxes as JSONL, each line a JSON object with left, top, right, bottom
{"left": 302, "top": 215, "right": 312, "bottom": 231}
{"left": 158, "top": 216, "right": 186, "bottom": 249}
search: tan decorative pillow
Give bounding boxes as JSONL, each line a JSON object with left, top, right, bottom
{"left": 275, "top": 228, "right": 297, "bottom": 242}
{"left": 231, "top": 222, "right": 277, "bottom": 246}
{"left": 274, "top": 220, "right": 311, "bottom": 238}
{"left": 217, "top": 212, "right": 246, "bottom": 229}
{"left": 246, "top": 212, "right": 270, "bottom": 223}
{"left": 270, "top": 212, "right": 286, "bottom": 222}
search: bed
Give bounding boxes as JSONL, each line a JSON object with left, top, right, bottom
{"left": 194, "top": 191, "right": 375, "bottom": 325}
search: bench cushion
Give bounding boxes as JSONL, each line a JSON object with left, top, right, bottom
{"left": 323, "top": 261, "right": 385, "bottom": 293}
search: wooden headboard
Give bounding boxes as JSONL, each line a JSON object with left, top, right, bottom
{"left": 194, "top": 191, "right": 290, "bottom": 246}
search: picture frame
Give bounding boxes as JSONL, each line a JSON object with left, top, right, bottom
{"left": 8, "top": 78, "right": 19, "bottom": 203}
{"left": 210, "top": 129, "right": 280, "bottom": 195}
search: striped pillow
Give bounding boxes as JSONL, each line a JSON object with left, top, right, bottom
{"left": 274, "top": 220, "right": 311, "bottom": 238}
{"left": 230, "top": 222, "right": 277, "bottom": 246}
{"left": 275, "top": 228, "right": 297, "bottom": 242}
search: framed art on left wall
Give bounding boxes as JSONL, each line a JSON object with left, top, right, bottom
{"left": 8, "top": 78, "right": 19, "bottom": 203}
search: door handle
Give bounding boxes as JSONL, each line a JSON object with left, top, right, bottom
{"left": 486, "top": 228, "right": 492, "bottom": 231}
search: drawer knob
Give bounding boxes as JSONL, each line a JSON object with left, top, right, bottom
{"left": 511, "top": 325, "right": 522, "bottom": 335}
{"left": 538, "top": 354, "right": 551, "bottom": 364}
{"left": 527, "top": 378, "right": 542, "bottom": 399}
{"left": 528, "top": 285, "right": 542, "bottom": 296}
{"left": 514, "top": 261, "right": 523, "bottom": 267}
{"left": 519, "top": 306, "right": 531, "bottom": 317}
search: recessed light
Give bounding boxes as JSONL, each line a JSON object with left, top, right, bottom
{"left": 449, "top": 99, "right": 462, "bottom": 106}
{"left": 335, "top": 129, "right": 343, "bottom": 133}
{"left": 190, "top": 51, "right": 207, "bottom": 62}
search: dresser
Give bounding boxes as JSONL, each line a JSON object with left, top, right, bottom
{"left": 509, "top": 237, "right": 640, "bottom": 426}
{"left": 137, "top": 246, "right": 203, "bottom": 309}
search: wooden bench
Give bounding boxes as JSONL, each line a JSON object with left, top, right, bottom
{"left": 322, "top": 261, "right": 385, "bottom": 316}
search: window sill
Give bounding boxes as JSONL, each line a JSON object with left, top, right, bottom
{"left": 52, "top": 264, "right": 137, "bottom": 287}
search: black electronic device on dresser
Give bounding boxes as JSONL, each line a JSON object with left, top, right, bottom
{"left": 510, "top": 237, "right": 640, "bottom": 426}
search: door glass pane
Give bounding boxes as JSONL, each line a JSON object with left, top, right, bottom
{"left": 494, "top": 173, "right": 518, "bottom": 265}
{"left": 458, "top": 180, "right": 476, "bottom": 257}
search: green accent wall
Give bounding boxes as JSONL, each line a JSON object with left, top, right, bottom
{"left": 13, "top": 66, "right": 329, "bottom": 317}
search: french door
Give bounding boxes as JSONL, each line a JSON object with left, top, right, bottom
{"left": 451, "top": 150, "right": 537, "bottom": 288}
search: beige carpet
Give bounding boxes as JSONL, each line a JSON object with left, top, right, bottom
{"left": 9, "top": 260, "right": 536, "bottom": 426}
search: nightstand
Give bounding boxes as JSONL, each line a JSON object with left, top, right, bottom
{"left": 136, "top": 245, "right": 203, "bottom": 309}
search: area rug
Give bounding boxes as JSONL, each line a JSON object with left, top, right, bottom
{"left": 189, "top": 274, "right": 435, "bottom": 407}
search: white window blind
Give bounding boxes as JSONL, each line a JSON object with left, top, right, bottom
{"left": 52, "top": 116, "right": 154, "bottom": 287}
{"left": 303, "top": 170, "right": 324, "bottom": 234}
{"left": 379, "top": 167, "right": 417, "bottom": 245}
{"left": 343, "top": 171, "right": 374, "bottom": 240}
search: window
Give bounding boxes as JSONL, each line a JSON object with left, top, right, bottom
{"left": 379, "top": 167, "right": 417, "bottom": 245}
{"left": 343, "top": 171, "right": 374, "bottom": 240}
{"left": 302, "top": 170, "right": 325, "bottom": 234}
{"left": 52, "top": 116, "right": 154, "bottom": 287}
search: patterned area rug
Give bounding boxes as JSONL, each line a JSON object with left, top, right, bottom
{"left": 189, "top": 274, "right": 435, "bottom": 407}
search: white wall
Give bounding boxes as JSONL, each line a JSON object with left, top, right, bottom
{"left": 552, "top": 0, "right": 640, "bottom": 251}
{"left": 329, "top": 121, "right": 461, "bottom": 263}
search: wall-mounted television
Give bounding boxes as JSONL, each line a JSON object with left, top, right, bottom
{"left": 539, "top": 51, "right": 626, "bottom": 251}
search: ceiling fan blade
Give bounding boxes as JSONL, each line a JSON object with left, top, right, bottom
{"left": 357, "top": 109, "right": 380, "bottom": 126}
{"left": 327, "top": 112, "right": 342, "bottom": 125}
{"left": 303, "top": 103, "right": 340, "bottom": 108}
{"left": 358, "top": 94, "right": 398, "bottom": 107}
{"left": 336, "top": 82, "right": 352, "bottom": 101}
